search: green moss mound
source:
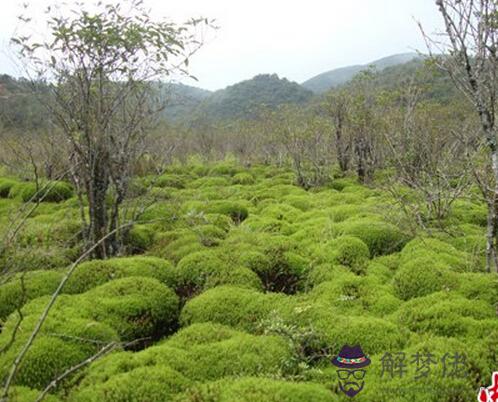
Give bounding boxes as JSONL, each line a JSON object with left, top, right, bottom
{"left": 15, "top": 336, "right": 87, "bottom": 390}
{"left": 318, "top": 236, "right": 370, "bottom": 274}
{"left": 82, "top": 276, "right": 179, "bottom": 341}
{"left": 245, "top": 237, "right": 309, "bottom": 294}
{"left": 174, "top": 250, "right": 262, "bottom": 298}
{"left": 70, "top": 365, "right": 191, "bottom": 402}
{"left": 7, "top": 386, "right": 61, "bottom": 402}
{"left": 11, "top": 181, "right": 73, "bottom": 203}
{"left": 155, "top": 174, "right": 187, "bottom": 189}
{"left": 456, "top": 272, "right": 498, "bottom": 305}
{"left": 0, "top": 297, "right": 119, "bottom": 391}
{"left": 165, "top": 322, "right": 240, "bottom": 349}
{"left": 360, "top": 336, "right": 491, "bottom": 402}
{"left": 278, "top": 303, "right": 405, "bottom": 354}
{"left": 150, "top": 230, "right": 206, "bottom": 264}
{"left": 393, "top": 291, "right": 495, "bottom": 337}
{"left": 450, "top": 200, "right": 487, "bottom": 226}
{"left": 208, "top": 162, "right": 240, "bottom": 177}
{"left": 308, "top": 274, "right": 401, "bottom": 316}
{"left": 232, "top": 172, "right": 255, "bottom": 185}
{"left": 393, "top": 257, "right": 459, "bottom": 300}
{"left": 124, "top": 224, "right": 155, "bottom": 252}
{"left": 339, "top": 218, "right": 409, "bottom": 255}
{"left": 193, "top": 224, "right": 227, "bottom": 247}
{"left": 0, "top": 178, "right": 18, "bottom": 198}
{"left": 0, "top": 270, "right": 63, "bottom": 321}
{"left": 71, "top": 327, "right": 293, "bottom": 393}
{"left": 400, "top": 237, "right": 473, "bottom": 272}
{"left": 180, "top": 286, "right": 283, "bottom": 331}
{"left": 176, "top": 377, "right": 338, "bottom": 402}
{"left": 63, "top": 256, "right": 175, "bottom": 294}
{"left": 208, "top": 201, "right": 249, "bottom": 224}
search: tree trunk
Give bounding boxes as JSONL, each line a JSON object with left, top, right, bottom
{"left": 481, "top": 110, "right": 498, "bottom": 273}
{"left": 335, "top": 117, "right": 349, "bottom": 172}
{"left": 86, "top": 150, "right": 110, "bottom": 259}
{"left": 487, "top": 149, "right": 498, "bottom": 273}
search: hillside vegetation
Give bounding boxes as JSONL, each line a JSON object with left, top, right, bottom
{"left": 0, "top": 161, "right": 496, "bottom": 401}
{"left": 301, "top": 53, "right": 420, "bottom": 93}
{"left": 193, "top": 74, "right": 314, "bottom": 121}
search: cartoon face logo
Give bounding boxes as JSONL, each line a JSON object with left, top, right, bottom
{"left": 332, "top": 344, "right": 371, "bottom": 398}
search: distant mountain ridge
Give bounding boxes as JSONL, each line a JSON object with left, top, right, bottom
{"left": 301, "top": 53, "right": 421, "bottom": 93}
{"left": 161, "top": 83, "right": 212, "bottom": 122}
{"left": 1, "top": 53, "right": 438, "bottom": 125}
{"left": 192, "top": 74, "right": 313, "bottom": 121}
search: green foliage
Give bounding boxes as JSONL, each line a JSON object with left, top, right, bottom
{"left": 124, "top": 224, "right": 155, "bottom": 252}
{"left": 15, "top": 336, "right": 87, "bottom": 390}
{"left": 174, "top": 250, "right": 262, "bottom": 298}
{"left": 259, "top": 203, "right": 302, "bottom": 222}
{"left": 63, "top": 256, "right": 175, "bottom": 294}
{"left": 70, "top": 326, "right": 293, "bottom": 397}
{"left": 450, "top": 200, "right": 487, "bottom": 226}
{"left": 338, "top": 218, "right": 409, "bottom": 255}
{"left": 14, "top": 181, "right": 73, "bottom": 203}
{"left": 232, "top": 172, "right": 255, "bottom": 185}
{"left": 456, "top": 272, "right": 498, "bottom": 305}
{"left": 70, "top": 366, "right": 191, "bottom": 402}
{"left": 0, "top": 162, "right": 495, "bottom": 401}
{"left": 0, "top": 296, "right": 119, "bottom": 390}
{"left": 195, "top": 74, "right": 313, "bottom": 121}
{"left": 165, "top": 322, "right": 240, "bottom": 349}
{"left": 81, "top": 277, "right": 179, "bottom": 341}
{"left": 276, "top": 302, "right": 405, "bottom": 354}
{"left": 155, "top": 174, "right": 187, "bottom": 189}
{"left": 209, "top": 162, "right": 241, "bottom": 176}
{"left": 393, "top": 257, "right": 459, "bottom": 300}
{"left": 8, "top": 182, "right": 28, "bottom": 199}
{"left": 305, "top": 264, "right": 349, "bottom": 287}
{"left": 176, "top": 377, "right": 338, "bottom": 402}
{"left": 208, "top": 201, "right": 249, "bottom": 224}
{"left": 249, "top": 237, "right": 309, "bottom": 293}
{"left": 0, "top": 270, "right": 63, "bottom": 321}
{"left": 190, "top": 176, "right": 231, "bottom": 188}
{"left": 393, "top": 291, "right": 495, "bottom": 338}
{"left": 180, "top": 286, "right": 284, "bottom": 331}
{"left": 308, "top": 273, "right": 401, "bottom": 316}
{"left": 0, "top": 178, "right": 18, "bottom": 198}
{"left": 360, "top": 336, "right": 487, "bottom": 401}
{"left": 2, "top": 246, "right": 72, "bottom": 272}
{"left": 318, "top": 236, "right": 370, "bottom": 274}
{"left": 193, "top": 224, "right": 227, "bottom": 247}
{"left": 400, "top": 237, "right": 474, "bottom": 272}
{"left": 6, "top": 387, "right": 61, "bottom": 402}
{"left": 138, "top": 203, "right": 177, "bottom": 226}
{"left": 242, "top": 216, "right": 293, "bottom": 234}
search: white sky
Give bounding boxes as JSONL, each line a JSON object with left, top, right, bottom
{"left": 0, "top": 0, "right": 444, "bottom": 91}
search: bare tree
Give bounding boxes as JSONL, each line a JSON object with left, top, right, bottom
{"left": 12, "top": 0, "right": 212, "bottom": 258}
{"left": 421, "top": 0, "right": 498, "bottom": 272}
{"left": 321, "top": 89, "right": 353, "bottom": 173}
{"left": 383, "top": 80, "right": 473, "bottom": 228}
{"left": 274, "top": 105, "right": 333, "bottom": 189}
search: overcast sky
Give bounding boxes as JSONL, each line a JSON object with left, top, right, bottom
{"left": 0, "top": 0, "right": 444, "bottom": 91}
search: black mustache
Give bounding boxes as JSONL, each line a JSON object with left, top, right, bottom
{"left": 339, "top": 381, "right": 365, "bottom": 398}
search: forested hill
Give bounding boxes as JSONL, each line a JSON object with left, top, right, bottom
{"left": 364, "top": 58, "right": 459, "bottom": 103}
{"left": 191, "top": 74, "right": 314, "bottom": 121}
{"left": 161, "top": 83, "right": 212, "bottom": 122}
{"left": 301, "top": 53, "right": 421, "bottom": 93}
{"left": 0, "top": 55, "right": 460, "bottom": 128}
